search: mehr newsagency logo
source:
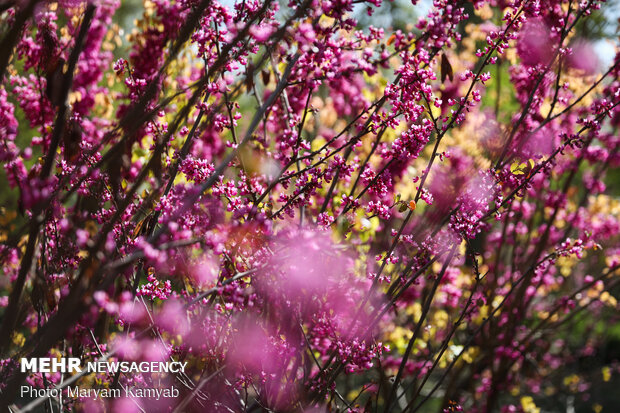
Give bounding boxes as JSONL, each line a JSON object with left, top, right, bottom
{"left": 20, "top": 357, "right": 183, "bottom": 400}
{"left": 20, "top": 357, "right": 187, "bottom": 374}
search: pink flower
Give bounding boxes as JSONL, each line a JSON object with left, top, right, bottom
{"left": 111, "top": 336, "right": 141, "bottom": 360}
{"left": 568, "top": 40, "right": 599, "bottom": 75}
{"left": 112, "top": 397, "right": 143, "bottom": 413}
{"left": 517, "top": 18, "right": 553, "bottom": 66}
{"left": 250, "top": 25, "right": 275, "bottom": 43}
{"left": 156, "top": 299, "right": 190, "bottom": 337}
{"left": 190, "top": 255, "right": 219, "bottom": 288}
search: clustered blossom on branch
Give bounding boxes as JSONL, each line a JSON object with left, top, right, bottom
{"left": 0, "top": 0, "right": 619, "bottom": 411}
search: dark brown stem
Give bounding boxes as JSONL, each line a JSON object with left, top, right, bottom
{"left": 0, "top": 3, "right": 96, "bottom": 355}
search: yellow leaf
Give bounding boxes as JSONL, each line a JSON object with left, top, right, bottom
{"left": 510, "top": 161, "right": 526, "bottom": 175}
{"left": 602, "top": 366, "right": 611, "bottom": 382}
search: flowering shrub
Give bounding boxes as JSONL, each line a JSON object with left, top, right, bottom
{"left": 1, "top": 0, "right": 620, "bottom": 411}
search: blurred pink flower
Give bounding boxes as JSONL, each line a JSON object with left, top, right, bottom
{"left": 80, "top": 399, "right": 104, "bottom": 413}
{"left": 568, "top": 40, "right": 599, "bottom": 75}
{"left": 227, "top": 315, "right": 299, "bottom": 410}
{"left": 118, "top": 299, "right": 147, "bottom": 325}
{"left": 429, "top": 149, "right": 474, "bottom": 214}
{"left": 156, "top": 298, "right": 190, "bottom": 337}
{"left": 518, "top": 18, "right": 553, "bottom": 66}
{"left": 520, "top": 129, "right": 555, "bottom": 158}
{"left": 189, "top": 255, "right": 219, "bottom": 288}
{"left": 259, "top": 229, "right": 349, "bottom": 307}
{"left": 139, "top": 339, "right": 168, "bottom": 362}
{"left": 112, "top": 397, "right": 143, "bottom": 413}
{"left": 111, "top": 335, "right": 141, "bottom": 360}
